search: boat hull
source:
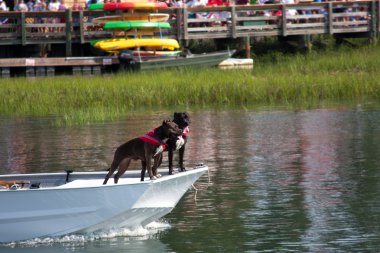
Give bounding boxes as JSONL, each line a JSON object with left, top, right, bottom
{"left": 124, "top": 50, "right": 235, "bottom": 71}
{"left": 0, "top": 165, "right": 208, "bottom": 243}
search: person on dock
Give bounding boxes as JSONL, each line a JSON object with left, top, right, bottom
{"left": 0, "top": 0, "right": 8, "bottom": 27}
{"left": 14, "top": 0, "right": 29, "bottom": 11}
{"left": 72, "top": 0, "right": 84, "bottom": 10}
{"left": 33, "top": 0, "right": 46, "bottom": 11}
{"left": 26, "top": 0, "right": 34, "bottom": 11}
{"left": 0, "top": 0, "right": 8, "bottom": 11}
{"left": 33, "top": 0, "right": 47, "bottom": 33}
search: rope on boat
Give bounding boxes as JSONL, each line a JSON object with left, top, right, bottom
{"left": 192, "top": 183, "right": 198, "bottom": 201}
{"left": 207, "top": 167, "right": 211, "bottom": 185}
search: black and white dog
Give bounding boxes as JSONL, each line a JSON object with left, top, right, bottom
{"left": 166, "top": 112, "right": 190, "bottom": 174}
{"left": 152, "top": 112, "right": 190, "bottom": 174}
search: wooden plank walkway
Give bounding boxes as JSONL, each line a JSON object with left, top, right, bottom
{"left": 0, "top": 1, "right": 377, "bottom": 48}
{"left": 0, "top": 56, "right": 119, "bottom": 77}
{"left": 0, "top": 56, "right": 118, "bottom": 67}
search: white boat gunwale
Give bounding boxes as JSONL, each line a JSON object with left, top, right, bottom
{"left": 0, "top": 166, "right": 208, "bottom": 191}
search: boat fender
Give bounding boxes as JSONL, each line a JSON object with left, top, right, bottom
{"left": 65, "top": 170, "right": 74, "bottom": 183}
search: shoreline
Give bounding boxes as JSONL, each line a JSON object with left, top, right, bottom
{"left": 1, "top": 44, "right": 379, "bottom": 125}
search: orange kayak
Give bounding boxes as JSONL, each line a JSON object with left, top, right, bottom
{"left": 103, "top": 2, "right": 168, "bottom": 11}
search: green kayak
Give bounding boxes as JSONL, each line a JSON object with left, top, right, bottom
{"left": 104, "top": 21, "right": 171, "bottom": 30}
{"left": 88, "top": 3, "right": 104, "bottom": 11}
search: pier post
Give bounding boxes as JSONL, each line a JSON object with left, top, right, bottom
{"left": 281, "top": 5, "right": 287, "bottom": 37}
{"left": 183, "top": 7, "right": 188, "bottom": 40}
{"left": 231, "top": 5, "right": 236, "bottom": 39}
{"left": 65, "top": 9, "right": 72, "bottom": 57}
{"left": 328, "top": 2, "right": 333, "bottom": 35}
{"left": 369, "top": 0, "right": 378, "bottom": 45}
{"left": 304, "top": 34, "right": 312, "bottom": 52}
{"left": 21, "top": 12, "right": 26, "bottom": 46}
{"left": 79, "top": 11, "right": 85, "bottom": 44}
{"left": 176, "top": 8, "right": 182, "bottom": 41}
{"left": 245, "top": 36, "right": 251, "bottom": 58}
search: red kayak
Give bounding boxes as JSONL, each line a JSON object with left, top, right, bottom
{"left": 103, "top": 2, "right": 168, "bottom": 11}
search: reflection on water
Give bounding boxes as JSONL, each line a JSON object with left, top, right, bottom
{"left": 1, "top": 108, "right": 380, "bottom": 252}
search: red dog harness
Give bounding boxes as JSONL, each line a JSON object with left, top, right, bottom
{"left": 139, "top": 128, "right": 168, "bottom": 149}
{"left": 182, "top": 126, "right": 189, "bottom": 137}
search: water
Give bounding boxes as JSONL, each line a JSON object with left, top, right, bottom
{"left": 1, "top": 108, "right": 380, "bottom": 252}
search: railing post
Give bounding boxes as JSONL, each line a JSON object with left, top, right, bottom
{"left": 231, "top": 5, "right": 236, "bottom": 39}
{"left": 370, "top": 0, "right": 377, "bottom": 43}
{"left": 65, "top": 9, "right": 72, "bottom": 57}
{"left": 245, "top": 36, "right": 250, "bottom": 58}
{"left": 176, "top": 7, "right": 182, "bottom": 41}
{"left": 79, "top": 11, "right": 84, "bottom": 44}
{"left": 378, "top": 0, "right": 380, "bottom": 34}
{"left": 281, "top": 5, "right": 287, "bottom": 37}
{"left": 183, "top": 7, "right": 188, "bottom": 40}
{"left": 328, "top": 2, "right": 333, "bottom": 35}
{"left": 21, "top": 12, "right": 26, "bottom": 46}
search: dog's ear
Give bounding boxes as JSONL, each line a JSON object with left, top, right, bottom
{"left": 162, "top": 119, "right": 171, "bottom": 125}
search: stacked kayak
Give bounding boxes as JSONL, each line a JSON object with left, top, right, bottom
{"left": 93, "top": 38, "right": 180, "bottom": 52}
{"left": 89, "top": 0, "right": 180, "bottom": 57}
{"left": 89, "top": 1, "right": 168, "bottom": 11}
{"left": 91, "top": 14, "right": 170, "bottom": 25}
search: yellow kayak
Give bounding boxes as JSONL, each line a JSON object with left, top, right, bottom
{"left": 94, "top": 38, "right": 180, "bottom": 52}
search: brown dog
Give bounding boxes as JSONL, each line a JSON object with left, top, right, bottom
{"left": 0, "top": 180, "right": 30, "bottom": 189}
{"left": 103, "top": 120, "right": 183, "bottom": 184}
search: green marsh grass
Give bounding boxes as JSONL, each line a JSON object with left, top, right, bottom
{"left": 1, "top": 44, "right": 380, "bottom": 124}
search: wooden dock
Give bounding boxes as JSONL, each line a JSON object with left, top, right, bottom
{"left": 0, "top": 56, "right": 119, "bottom": 77}
{"left": 0, "top": 1, "right": 378, "bottom": 76}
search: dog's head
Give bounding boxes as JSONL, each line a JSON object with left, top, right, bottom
{"left": 173, "top": 112, "right": 190, "bottom": 129}
{"left": 161, "top": 120, "right": 183, "bottom": 139}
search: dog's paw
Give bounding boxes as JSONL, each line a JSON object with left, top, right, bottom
{"left": 153, "top": 145, "right": 164, "bottom": 157}
{"left": 156, "top": 173, "right": 162, "bottom": 178}
{"left": 150, "top": 176, "right": 157, "bottom": 180}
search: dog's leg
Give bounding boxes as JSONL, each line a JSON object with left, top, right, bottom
{"left": 103, "top": 157, "right": 121, "bottom": 184}
{"left": 168, "top": 148, "right": 174, "bottom": 175}
{"left": 114, "top": 158, "right": 131, "bottom": 184}
{"left": 178, "top": 144, "right": 186, "bottom": 172}
{"left": 145, "top": 145, "right": 157, "bottom": 181}
{"left": 152, "top": 154, "right": 163, "bottom": 178}
{"left": 141, "top": 160, "right": 147, "bottom": 181}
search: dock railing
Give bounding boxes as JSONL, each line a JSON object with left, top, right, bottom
{"left": 0, "top": 1, "right": 378, "bottom": 49}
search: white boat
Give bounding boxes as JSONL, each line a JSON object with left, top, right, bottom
{"left": 0, "top": 164, "right": 208, "bottom": 243}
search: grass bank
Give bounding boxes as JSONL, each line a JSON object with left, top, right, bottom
{"left": 1, "top": 44, "right": 380, "bottom": 124}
